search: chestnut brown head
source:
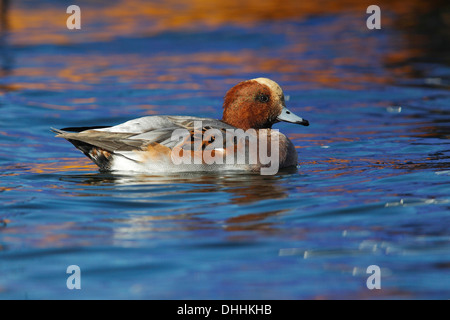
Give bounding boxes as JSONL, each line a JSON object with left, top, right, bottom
{"left": 222, "top": 78, "right": 309, "bottom": 130}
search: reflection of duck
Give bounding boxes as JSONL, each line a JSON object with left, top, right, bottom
{"left": 60, "top": 169, "right": 293, "bottom": 205}
{"left": 60, "top": 170, "right": 293, "bottom": 234}
{"left": 53, "top": 78, "right": 309, "bottom": 175}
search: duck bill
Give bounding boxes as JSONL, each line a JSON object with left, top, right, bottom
{"left": 277, "top": 107, "right": 309, "bottom": 126}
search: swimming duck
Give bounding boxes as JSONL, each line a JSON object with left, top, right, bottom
{"left": 52, "top": 78, "right": 309, "bottom": 175}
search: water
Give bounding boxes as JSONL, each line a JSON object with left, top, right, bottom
{"left": 0, "top": 0, "right": 449, "bottom": 299}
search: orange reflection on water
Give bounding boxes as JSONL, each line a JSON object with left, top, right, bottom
{"left": 9, "top": 0, "right": 365, "bottom": 44}
{"left": 3, "top": 0, "right": 441, "bottom": 94}
{"left": 0, "top": 221, "right": 92, "bottom": 249}
{"left": 27, "top": 157, "right": 96, "bottom": 174}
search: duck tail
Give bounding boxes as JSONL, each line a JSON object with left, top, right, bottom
{"left": 51, "top": 128, "right": 113, "bottom": 171}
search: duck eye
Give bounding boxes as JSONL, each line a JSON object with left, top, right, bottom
{"left": 258, "top": 94, "right": 269, "bottom": 103}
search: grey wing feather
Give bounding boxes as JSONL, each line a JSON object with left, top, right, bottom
{"left": 53, "top": 130, "right": 144, "bottom": 152}
{"left": 52, "top": 115, "right": 236, "bottom": 153}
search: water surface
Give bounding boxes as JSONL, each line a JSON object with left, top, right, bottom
{"left": 0, "top": 0, "right": 449, "bottom": 299}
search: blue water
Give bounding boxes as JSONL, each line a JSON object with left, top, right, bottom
{"left": 0, "top": 1, "right": 449, "bottom": 299}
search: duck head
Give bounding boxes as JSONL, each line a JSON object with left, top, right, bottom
{"left": 222, "top": 77, "right": 309, "bottom": 130}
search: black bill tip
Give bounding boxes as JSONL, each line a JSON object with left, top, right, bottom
{"left": 299, "top": 119, "right": 309, "bottom": 126}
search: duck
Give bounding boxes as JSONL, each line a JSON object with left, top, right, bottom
{"left": 52, "top": 78, "right": 309, "bottom": 175}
